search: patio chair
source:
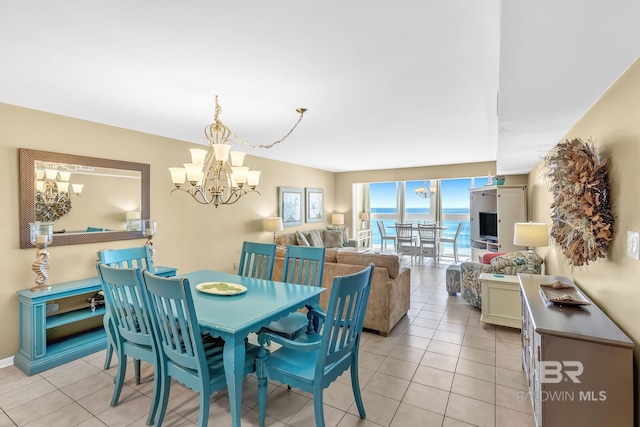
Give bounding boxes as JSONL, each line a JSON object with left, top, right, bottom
{"left": 376, "top": 220, "right": 396, "bottom": 251}
{"left": 439, "top": 222, "right": 463, "bottom": 263}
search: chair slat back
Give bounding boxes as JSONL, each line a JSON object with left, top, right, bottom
{"left": 98, "top": 247, "right": 152, "bottom": 270}
{"left": 282, "top": 245, "right": 326, "bottom": 288}
{"left": 452, "top": 222, "right": 463, "bottom": 238}
{"left": 377, "top": 221, "right": 388, "bottom": 237}
{"left": 142, "top": 272, "right": 211, "bottom": 378}
{"left": 417, "top": 224, "right": 437, "bottom": 243}
{"left": 317, "top": 265, "right": 373, "bottom": 371}
{"left": 238, "top": 241, "right": 276, "bottom": 280}
{"left": 96, "top": 264, "right": 154, "bottom": 347}
{"left": 395, "top": 223, "right": 414, "bottom": 240}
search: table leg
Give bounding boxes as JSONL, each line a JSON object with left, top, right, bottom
{"left": 223, "top": 335, "right": 246, "bottom": 427}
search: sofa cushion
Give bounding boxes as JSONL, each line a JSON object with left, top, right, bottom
{"left": 336, "top": 252, "right": 401, "bottom": 279}
{"left": 323, "top": 230, "right": 344, "bottom": 248}
{"left": 308, "top": 229, "right": 324, "bottom": 247}
{"left": 296, "top": 231, "right": 310, "bottom": 246}
{"left": 276, "top": 245, "right": 287, "bottom": 258}
{"left": 324, "top": 248, "right": 339, "bottom": 262}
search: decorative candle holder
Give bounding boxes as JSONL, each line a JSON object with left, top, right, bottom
{"left": 142, "top": 219, "right": 157, "bottom": 266}
{"left": 29, "top": 222, "right": 53, "bottom": 291}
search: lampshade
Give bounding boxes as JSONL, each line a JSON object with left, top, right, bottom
{"left": 332, "top": 214, "right": 345, "bottom": 226}
{"left": 514, "top": 223, "right": 549, "bottom": 247}
{"left": 359, "top": 212, "right": 370, "bottom": 221}
{"left": 265, "top": 217, "right": 283, "bottom": 232}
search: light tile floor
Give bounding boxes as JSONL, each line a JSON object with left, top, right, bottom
{"left": 0, "top": 258, "right": 536, "bottom": 427}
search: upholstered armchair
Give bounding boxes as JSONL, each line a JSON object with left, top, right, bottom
{"left": 460, "top": 251, "right": 543, "bottom": 309}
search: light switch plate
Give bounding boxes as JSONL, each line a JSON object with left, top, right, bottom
{"left": 627, "top": 231, "right": 640, "bottom": 260}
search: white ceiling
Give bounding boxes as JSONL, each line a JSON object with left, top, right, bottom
{"left": 1, "top": 1, "right": 638, "bottom": 174}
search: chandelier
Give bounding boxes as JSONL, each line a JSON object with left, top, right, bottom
{"left": 35, "top": 164, "right": 84, "bottom": 221}
{"left": 415, "top": 181, "right": 435, "bottom": 199}
{"left": 169, "top": 95, "right": 306, "bottom": 207}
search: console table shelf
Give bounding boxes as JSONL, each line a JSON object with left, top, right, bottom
{"left": 46, "top": 306, "right": 106, "bottom": 329}
{"left": 15, "top": 277, "right": 108, "bottom": 376}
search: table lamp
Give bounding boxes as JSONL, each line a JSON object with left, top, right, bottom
{"left": 265, "top": 217, "right": 283, "bottom": 243}
{"left": 332, "top": 213, "right": 344, "bottom": 227}
{"left": 359, "top": 212, "right": 370, "bottom": 229}
{"left": 514, "top": 222, "right": 548, "bottom": 273}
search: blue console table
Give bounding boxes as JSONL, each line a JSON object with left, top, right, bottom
{"left": 15, "top": 277, "right": 107, "bottom": 375}
{"left": 15, "top": 266, "right": 177, "bottom": 375}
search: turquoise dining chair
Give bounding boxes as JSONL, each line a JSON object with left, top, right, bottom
{"left": 95, "top": 263, "right": 161, "bottom": 426}
{"left": 141, "top": 271, "right": 260, "bottom": 427}
{"left": 97, "top": 247, "right": 152, "bottom": 373}
{"left": 260, "top": 245, "right": 326, "bottom": 339}
{"left": 237, "top": 241, "right": 277, "bottom": 280}
{"left": 256, "top": 264, "right": 374, "bottom": 427}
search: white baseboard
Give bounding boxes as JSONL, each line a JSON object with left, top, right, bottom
{"left": 0, "top": 356, "right": 14, "bottom": 370}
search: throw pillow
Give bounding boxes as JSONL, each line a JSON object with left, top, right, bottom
{"left": 326, "top": 226, "right": 349, "bottom": 246}
{"left": 308, "top": 229, "right": 324, "bottom": 247}
{"left": 295, "top": 231, "right": 310, "bottom": 246}
{"left": 481, "top": 252, "right": 507, "bottom": 264}
{"left": 323, "top": 230, "right": 343, "bottom": 248}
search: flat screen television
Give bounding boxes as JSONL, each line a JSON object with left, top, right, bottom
{"left": 479, "top": 211, "right": 498, "bottom": 241}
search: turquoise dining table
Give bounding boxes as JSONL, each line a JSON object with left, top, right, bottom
{"left": 182, "top": 269, "right": 326, "bottom": 427}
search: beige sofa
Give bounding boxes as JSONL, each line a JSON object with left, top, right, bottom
{"left": 271, "top": 242, "right": 411, "bottom": 336}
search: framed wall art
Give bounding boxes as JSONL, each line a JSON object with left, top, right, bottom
{"left": 305, "top": 187, "right": 324, "bottom": 223}
{"left": 279, "top": 187, "right": 303, "bottom": 227}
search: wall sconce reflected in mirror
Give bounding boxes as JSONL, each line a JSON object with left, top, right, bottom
{"left": 125, "top": 211, "right": 141, "bottom": 231}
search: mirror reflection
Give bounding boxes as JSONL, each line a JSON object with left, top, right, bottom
{"left": 19, "top": 149, "right": 150, "bottom": 248}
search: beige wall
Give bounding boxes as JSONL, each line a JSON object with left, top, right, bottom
{"left": 527, "top": 58, "right": 640, "bottom": 415}
{"left": 0, "top": 102, "right": 335, "bottom": 360}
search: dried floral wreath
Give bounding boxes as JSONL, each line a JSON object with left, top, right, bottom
{"left": 544, "top": 137, "right": 613, "bottom": 267}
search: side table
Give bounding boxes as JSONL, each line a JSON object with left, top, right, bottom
{"left": 479, "top": 272, "right": 521, "bottom": 328}
{"left": 356, "top": 229, "right": 372, "bottom": 253}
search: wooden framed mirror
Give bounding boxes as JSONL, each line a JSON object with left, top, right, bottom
{"left": 19, "top": 148, "right": 150, "bottom": 248}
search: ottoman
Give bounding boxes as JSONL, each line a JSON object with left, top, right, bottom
{"left": 446, "top": 264, "right": 461, "bottom": 296}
